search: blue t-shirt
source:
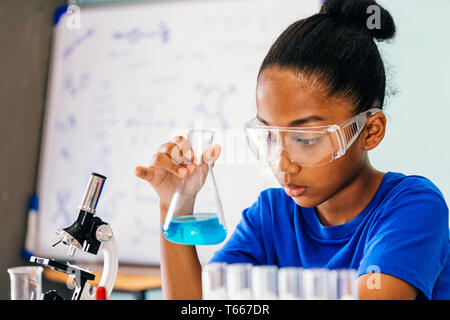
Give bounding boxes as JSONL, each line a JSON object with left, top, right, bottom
{"left": 210, "top": 171, "right": 450, "bottom": 300}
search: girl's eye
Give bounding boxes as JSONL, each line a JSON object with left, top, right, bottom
{"left": 294, "top": 136, "right": 319, "bottom": 146}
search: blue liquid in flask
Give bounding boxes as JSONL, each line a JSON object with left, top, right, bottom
{"left": 163, "top": 213, "right": 227, "bottom": 245}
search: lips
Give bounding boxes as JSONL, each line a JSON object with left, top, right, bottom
{"left": 283, "top": 183, "right": 307, "bottom": 197}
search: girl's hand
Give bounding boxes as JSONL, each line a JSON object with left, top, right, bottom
{"left": 135, "top": 135, "right": 221, "bottom": 210}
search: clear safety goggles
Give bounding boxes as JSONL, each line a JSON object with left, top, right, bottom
{"left": 244, "top": 108, "right": 382, "bottom": 167}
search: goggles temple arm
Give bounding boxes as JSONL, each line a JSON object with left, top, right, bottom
{"left": 334, "top": 108, "right": 382, "bottom": 158}
{"left": 327, "top": 125, "right": 345, "bottom": 159}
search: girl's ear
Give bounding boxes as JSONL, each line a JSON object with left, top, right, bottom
{"left": 362, "top": 112, "right": 386, "bottom": 151}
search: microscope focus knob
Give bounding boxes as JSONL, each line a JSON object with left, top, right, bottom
{"left": 96, "top": 224, "right": 113, "bottom": 242}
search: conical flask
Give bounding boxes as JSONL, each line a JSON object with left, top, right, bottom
{"left": 162, "top": 129, "right": 227, "bottom": 245}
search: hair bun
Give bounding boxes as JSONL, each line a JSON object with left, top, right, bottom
{"left": 320, "top": 0, "right": 396, "bottom": 41}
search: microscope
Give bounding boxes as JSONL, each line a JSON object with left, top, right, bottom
{"left": 30, "top": 172, "right": 118, "bottom": 300}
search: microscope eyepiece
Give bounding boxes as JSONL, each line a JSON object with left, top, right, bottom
{"left": 79, "top": 172, "right": 106, "bottom": 214}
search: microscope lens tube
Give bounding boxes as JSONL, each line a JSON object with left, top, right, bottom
{"left": 79, "top": 172, "right": 106, "bottom": 214}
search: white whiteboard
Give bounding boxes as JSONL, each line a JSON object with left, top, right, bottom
{"left": 35, "top": 0, "right": 321, "bottom": 265}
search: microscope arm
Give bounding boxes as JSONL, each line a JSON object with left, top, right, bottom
{"left": 81, "top": 228, "right": 118, "bottom": 300}
{"left": 99, "top": 232, "right": 118, "bottom": 297}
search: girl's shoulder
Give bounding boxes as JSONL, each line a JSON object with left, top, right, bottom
{"left": 380, "top": 171, "right": 447, "bottom": 205}
{"left": 369, "top": 171, "right": 449, "bottom": 229}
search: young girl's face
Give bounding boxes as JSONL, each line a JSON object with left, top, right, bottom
{"left": 256, "top": 66, "right": 369, "bottom": 208}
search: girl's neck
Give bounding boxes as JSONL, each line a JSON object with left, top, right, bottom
{"left": 315, "top": 164, "right": 385, "bottom": 227}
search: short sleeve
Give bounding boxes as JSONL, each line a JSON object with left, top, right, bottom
{"left": 358, "top": 179, "right": 449, "bottom": 299}
{"left": 209, "top": 193, "right": 267, "bottom": 265}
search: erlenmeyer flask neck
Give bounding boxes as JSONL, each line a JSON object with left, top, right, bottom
{"left": 187, "top": 130, "right": 214, "bottom": 165}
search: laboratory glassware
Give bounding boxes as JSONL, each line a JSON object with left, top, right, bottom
{"left": 8, "top": 266, "right": 43, "bottom": 300}
{"left": 328, "top": 269, "right": 358, "bottom": 300}
{"left": 202, "top": 263, "right": 228, "bottom": 300}
{"left": 278, "top": 267, "right": 304, "bottom": 300}
{"left": 162, "top": 129, "right": 227, "bottom": 245}
{"left": 226, "top": 263, "right": 252, "bottom": 300}
{"left": 303, "top": 268, "right": 329, "bottom": 300}
{"left": 251, "top": 265, "right": 278, "bottom": 300}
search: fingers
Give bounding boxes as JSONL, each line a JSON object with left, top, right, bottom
{"left": 172, "top": 136, "right": 194, "bottom": 165}
{"left": 158, "top": 136, "right": 194, "bottom": 165}
{"left": 152, "top": 151, "right": 189, "bottom": 178}
{"left": 135, "top": 152, "right": 186, "bottom": 187}
{"left": 135, "top": 136, "right": 196, "bottom": 185}
{"left": 202, "top": 144, "right": 222, "bottom": 165}
{"left": 135, "top": 135, "right": 222, "bottom": 185}
{"left": 135, "top": 166, "right": 154, "bottom": 181}
{"left": 135, "top": 165, "right": 169, "bottom": 187}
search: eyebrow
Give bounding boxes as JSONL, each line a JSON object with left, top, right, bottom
{"left": 256, "top": 114, "right": 326, "bottom": 127}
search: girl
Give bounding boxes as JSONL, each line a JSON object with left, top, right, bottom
{"left": 135, "top": 0, "right": 450, "bottom": 300}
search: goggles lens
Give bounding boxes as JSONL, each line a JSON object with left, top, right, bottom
{"left": 246, "top": 128, "right": 336, "bottom": 166}
{"left": 244, "top": 108, "right": 381, "bottom": 167}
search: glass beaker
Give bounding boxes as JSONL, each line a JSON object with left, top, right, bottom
{"left": 162, "top": 129, "right": 227, "bottom": 245}
{"left": 7, "top": 266, "right": 43, "bottom": 300}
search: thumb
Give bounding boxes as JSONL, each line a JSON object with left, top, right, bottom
{"left": 202, "top": 144, "right": 222, "bottom": 165}
{"left": 211, "top": 144, "right": 221, "bottom": 164}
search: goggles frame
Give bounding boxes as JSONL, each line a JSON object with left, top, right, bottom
{"left": 244, "top": 108, "right": 382, "bottom": 167}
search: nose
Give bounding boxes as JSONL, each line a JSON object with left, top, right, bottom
{"left": 276, "top": 150, "right": 300, "bottom": 175}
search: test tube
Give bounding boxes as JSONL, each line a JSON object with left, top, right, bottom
{"left": 251, "top": 265, "right": 278, "bottom": 300}
{"left": 328, "top": 269, "right": 358, "bottom": 300}
{"left": 302, "top": 268, "right": 329, "bottom": 300}
{"left": 278, "top": 267, "right": 303, "bottom": 300}
{"left": 7, "top": 266, "right": 43, "bottom": 300}
{"left": 202, "top": 263, "right": 228, "bottom": 300}
{"left": 226, "top": 263, "right": 252, "bottom": 300}
{"left": 327, "top": 269, "right": 338, "bottom": 300}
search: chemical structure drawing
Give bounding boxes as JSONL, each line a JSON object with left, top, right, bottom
{"left": 191, "top": 83, "right": 236, "bottom": 130}
{"left": 55, "top": 114, "right": 77, "bottom": 132}
{"left": 63, "top": 72, "right": 90, "bottom": 97}
{"left": 112, "top": 22, "right": 170, "bottom": 44}
{"left": 99, "top": 190, "right": 124, "bottom": 223}
{"left": 63, "top": 28, "right": 95, "bottom": 59}
{"left": 60, "top": 147, "right": 71, "bottom": 160}
{"left": 53, "top": 190, "right": 73, "bottom": 228}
